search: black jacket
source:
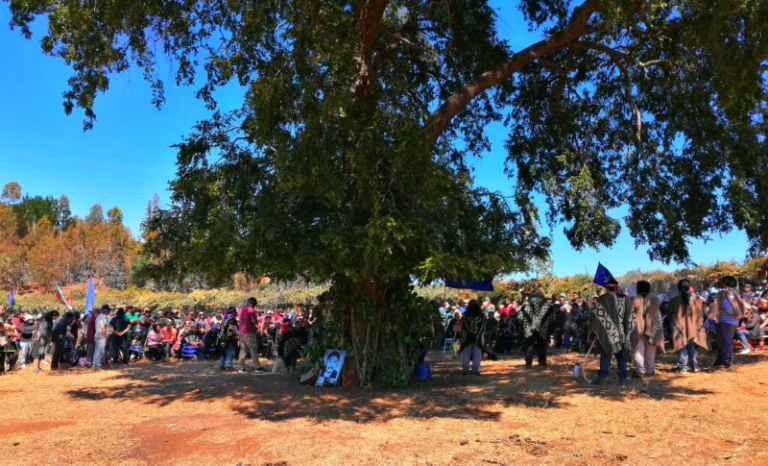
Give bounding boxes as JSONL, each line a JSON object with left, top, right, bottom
{"left": 20, "top": 323, "right": 35, "bottom": 342}
{"left": 217, "top": 317, "right": 239, "bottom": 350}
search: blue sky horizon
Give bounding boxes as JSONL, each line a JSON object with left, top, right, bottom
{"left": 0, "top": 5, "right": 751, "bottom": 279}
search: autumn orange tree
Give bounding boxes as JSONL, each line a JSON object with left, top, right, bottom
{"left": 0, "top": 182, "right": 140, "bottom": 291}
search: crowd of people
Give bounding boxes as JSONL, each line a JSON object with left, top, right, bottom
{"left": 0, "top": 297, "right": 310, "bottom": 375}
{"left": 2, "top": 278, "right": 767, "bottom": 385}
{"left": 441, "top": 277, "right": 768, "bottom": 383}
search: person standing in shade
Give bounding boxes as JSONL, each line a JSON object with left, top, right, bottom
{"left": 109, "top": 308, "right": 132, "bottom": 366}
{"left": 85, "top": 311, "right": 98, "bottom": 366}
{"left": 631, "top": 281, "right": 664, "bottom": 378}
{"left": 93, "top": 305, "right": 110, "bottom": 371}
{"left": 217, "top": 308, "right": 239, "bottom": 370}
{"left": 519, "top": 289, "right": 557, "bottom": 367}
{"left": 31, "top": 311, "right": 58, "bottom": 373}
{"left": 19, "top": 316, "right": 35, "bottom": 367}
{"left": 591, "top": 280, "right": 637, "bottom": 386}
{"left": 459, "top": 300, "right": 486, "bottom": 375}
{"left": 667, "top": 279, "right": 709, "bottom": 373}
{"left": 709, "top": 276, "right": 746, "bottom": 369}
{"left": 50, "top": 312, "right": 73, "bottom": 371}
{"left": 238, "top": 297, "right": 266, "bottom": 373}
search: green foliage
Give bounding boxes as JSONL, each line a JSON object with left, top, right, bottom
{"left": 13, "top": 194, "right": 59, "bottom": 237}
{"left": 311, "top": 279, "right": 440, "bottom": 388}
{"left": 7, "top": 284, "right": 329, "bottom": 313}
{"left": 8, "top": 0, "right": 767, "bottom": 385}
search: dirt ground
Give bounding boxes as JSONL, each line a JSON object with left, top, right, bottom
{"left": 1, "top": 348, "right": 766, "bottom": 466}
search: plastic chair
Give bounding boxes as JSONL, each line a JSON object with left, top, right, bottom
{"left": 442, "top": 324, "right": 462, "bottom": 355}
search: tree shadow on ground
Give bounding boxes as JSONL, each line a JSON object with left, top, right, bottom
{"left": 62, "top": 347, "right": 749, "bottom": 423}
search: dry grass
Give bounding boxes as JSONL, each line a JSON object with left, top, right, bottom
{"left": 1, "top": 349, "right": 766, "bottom": 466}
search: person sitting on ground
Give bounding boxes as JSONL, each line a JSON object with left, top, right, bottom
{"left": 201, "top": 322, "right": 219, "bottom": 358}
{"left": 160, "top": 321, "right": 177, "bottom": 358}
{"left": 146, "top": 324, "right": 165, "bottom": 361}
{"left": 171, "top": 328, "right": 185, "bottom": 359}
{"left": 181, "top": 323, "right": 203, "bottom": 360}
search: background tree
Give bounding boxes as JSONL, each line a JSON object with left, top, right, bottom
{"left": 12, "top": 194, "right": 59, "bottom": 237}
{"left": 7, "top": 0, "right": 767, "bottom": 385}
{"left": 57, "top": 194, "right": 74, "bottom": 231}
{"left": 0, "top": 182, "right": 139, "bottom": 290}
{"left": 1, "top": 182, "right": 21, "bottom": 205}
{"left": 84, "top": 204, "right": 104, "bottom": 226}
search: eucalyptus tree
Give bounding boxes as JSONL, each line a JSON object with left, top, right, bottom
{"left": 6, "top": 0, "right": 766, "bottom": 385}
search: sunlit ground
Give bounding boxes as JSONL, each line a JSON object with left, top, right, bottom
{"left": 1, "top": 348, "right": 766, "bottom": 466}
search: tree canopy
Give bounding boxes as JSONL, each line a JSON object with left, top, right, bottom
{"left": 7, "top": 0, "right": 767, "bottom": 385}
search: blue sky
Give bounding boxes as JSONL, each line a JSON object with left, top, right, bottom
{"left": 0, "top": 5, "right": 750, "bottom": 278}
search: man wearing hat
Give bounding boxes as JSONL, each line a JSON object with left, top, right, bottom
{"left": 93, "top": 305, "right": 111, "bottom": 371}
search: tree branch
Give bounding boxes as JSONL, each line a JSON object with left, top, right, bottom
{"left": 568, "top": 41, "right": 645, "bottom": 147}
{"left": 352, "top": 0, "right": 391, "bottom": 99}
{"left": 424, "top": 0, "right": 601, "bottom": 143}
{"left": 378, "top": 26, "right": 427, "bottom": 52}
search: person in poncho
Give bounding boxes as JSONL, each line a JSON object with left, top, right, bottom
{"left": 709, "top": 275, "right": 746, "bottom": 369}
{"left": 519, "top": 289, "right": 556, "bottom": 367}
{"left": 666, "top": 279, "right": 709, "bottom": 373}
{"left": 631, "top": 281, "right": 664, "bottom": 378}
{"left": 217, "top": 308, "right": 239, "bottom": 370}
{"left": 590, "top": 281, "right": 637, "bottom": 385}
{"left": 459, "top": 300, "right": 487, "bottom": 375}
{"left": 278, "top": 318, "right": 304, "bottom": 372}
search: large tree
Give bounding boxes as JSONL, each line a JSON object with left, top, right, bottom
{"left": 7, "top": 0, "right": 766, "bottom": 385}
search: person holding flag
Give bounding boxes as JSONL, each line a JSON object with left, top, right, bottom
{"left": 590, "top": 264, "right": 638, "bottom": 386}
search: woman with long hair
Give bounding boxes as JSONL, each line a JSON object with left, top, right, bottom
{"left": 31, "top": 311, "right": 59, "bottom": 373}
{"left": 145, "top": 323, "right": 165, "bottom": 361}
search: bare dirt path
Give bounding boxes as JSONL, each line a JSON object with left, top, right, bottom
{"left": 1, "top": 350, "right": 766, "bottom": 466}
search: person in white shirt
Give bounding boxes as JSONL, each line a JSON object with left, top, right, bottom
{"left": 93, "top": 305, "right": 111, "bottom": 371}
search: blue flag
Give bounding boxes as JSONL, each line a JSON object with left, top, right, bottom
{"left": 444, "top": 279, "right": 495, "bottom": 292}
{"left": 7, "top": 287, "right": 13, "bottom": 308}
{"left": 85, "top": 276, "right": 96, "bottom": 314}
{"left": 593, "top": 263, "right": 616, "bottom": 288}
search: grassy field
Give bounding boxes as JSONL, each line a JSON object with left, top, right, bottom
{"left": 0, "top": 348, "right": 766, "bottom": 466}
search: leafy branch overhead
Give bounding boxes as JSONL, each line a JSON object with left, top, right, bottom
{"left": 6, "top": 0, "right": 768, "bottom": 283}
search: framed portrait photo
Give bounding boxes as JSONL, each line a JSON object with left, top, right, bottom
{"left": 316, "top": 349, "right": 346, "bottom": 387}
